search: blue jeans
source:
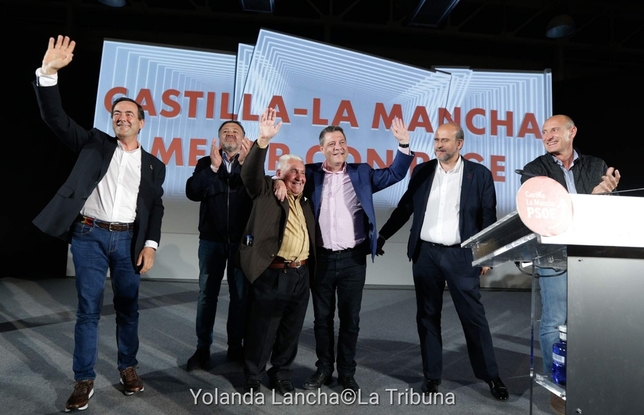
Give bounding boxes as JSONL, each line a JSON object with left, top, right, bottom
{"left": 70, "top": 221, "right": 140, "bottom": 381}
{"left": 195, "top": 239, "right": 249, "bottom": 351}
{"left": 311, "top": 248, "right": 367, "bottom": 378}
{"left": 537, "top": 267, "right": 567, "bottom": 374}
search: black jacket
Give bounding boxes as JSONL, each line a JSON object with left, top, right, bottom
{"left": 185, "top": 154, "right": 252, "bottom": 244}
{"left": 33, "top": 83, "right": 165, "bottom": 271}
{"left": 522, "top": 150, "right": 607, "bottom": 194}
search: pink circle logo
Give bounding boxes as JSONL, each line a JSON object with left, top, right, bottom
{"left": 516, "top": 177, "right": 573, "bottom": 236}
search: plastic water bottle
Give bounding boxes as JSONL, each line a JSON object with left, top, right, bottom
{"left": 552, "top": 325, "right": 567, "bottom": 385}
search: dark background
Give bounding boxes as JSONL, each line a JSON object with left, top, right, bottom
{"left": 4, "top": 0, "right": 643, "bottom": 278}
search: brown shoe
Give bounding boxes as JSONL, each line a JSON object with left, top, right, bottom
{"left": 550, "top": 393, "right": 565, "bottom": 415}
{"left": 65, "top": 380, "right": 94, "bottom": 412}
{"left": 119, "top": 367, "right": 144, "bottom": 395}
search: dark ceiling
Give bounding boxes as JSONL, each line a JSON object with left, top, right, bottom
{"left": 9, "top": 0, "right": 644, "bottom": 81}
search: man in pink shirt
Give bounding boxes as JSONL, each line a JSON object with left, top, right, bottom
{"left": 301, "top": 120, "right": 413, "bottom": 392}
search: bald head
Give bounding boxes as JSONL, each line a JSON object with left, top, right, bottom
{"left": 434, "top": 123, "right": 464, "bottom": 165}
{"left": 541, "top": 114, "right": 577, "bottom": 157}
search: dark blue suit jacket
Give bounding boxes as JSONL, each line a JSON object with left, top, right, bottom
{"left": 305, "top": 150, "right": 414, "bottom": 259}
{"left": 32, "top": 83, "right": 166, "bottom": 271}
{"left": 379, "top": 157, "right": 496, "bottom": 262}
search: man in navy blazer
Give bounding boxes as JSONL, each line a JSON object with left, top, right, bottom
{"left": 301, "top": 120, "right": 413, "bottom": 392}
{"left": 32, "top": 36, "right": 165, "bottom": 412}
{"left": 377, "top": 122, "right": 508, "bottom": 401}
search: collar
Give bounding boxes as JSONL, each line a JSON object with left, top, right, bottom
{"left": 437, "top": 155, "right": 463, "bottom": 174}
{"left": 221, "top": 149, "right": 239, "bottom": 162}
{"left": 117, "top": 139, "right": 141, "bottom": 153}
{"left": 321, "top": 160, "right": 347, "bottom": 174}
{"left": 550, "top": 150, "right": 579, "bottom": 169}
{"left": 288, "top": 191, "right": 305, "bottom": 202}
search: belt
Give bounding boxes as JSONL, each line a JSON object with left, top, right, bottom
{"left": 317, "top": 243, "right": 367, "bottom": 255}
{"left": 423, "top": 241, "right": 461, "bottom": 248}
{"left": 267, "top": 257, "right": 307, "bottom": 270}
{"left": 78, "top": 215, "right": 134, "bottom": 232}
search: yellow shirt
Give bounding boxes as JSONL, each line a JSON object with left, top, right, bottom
{"left": 276, "top": 192, "right": 309, "bottom": 261}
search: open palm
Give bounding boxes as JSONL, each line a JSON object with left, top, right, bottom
{"left": 42, "top": 35, "right": 76, "bottom": 75}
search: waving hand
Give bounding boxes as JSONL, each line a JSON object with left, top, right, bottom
{"left": 42, "top": 35, "right": 76, "bottom": 75}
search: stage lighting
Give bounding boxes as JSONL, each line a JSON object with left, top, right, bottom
{"left": 545, "top": 14, "right": 576, "bottom": 38}
{"left": 240, "top": 0, "right": 274, "bottom": 13}
{"left": 98, "top": 0, "right": 127, "bottom": 7}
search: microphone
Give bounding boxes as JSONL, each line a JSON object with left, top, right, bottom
{"left": 515, "top": 169, "right": 644, "bottom": 195}
{"left": 597, "top": 187, "right": 644, "bottom": 195}
{"left": 515, "top": 169, "right": 540, "bottom": 178}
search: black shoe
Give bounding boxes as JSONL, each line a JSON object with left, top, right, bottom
{"left": 186, "top": 348, "right": 210, "bottom": 371}
{"left": 421, "top": 379, "right": 440, "bottom": 395}
{"left": 226, "top": 347, "right": 244, "bottom": 363}
{"left": 303, "top": 370, "right": 333, "bottom": 390}
{"left": 338, "top": 376, "right": 360, "bottom": 392}
{"left": 270, "top": 378, "right": 295, "bottom": 396}
{"left": 244, "top": 380, "right": 262, "bottom": 394}
{"left": 487, "top": 378, "right": 509, "bottom": 400}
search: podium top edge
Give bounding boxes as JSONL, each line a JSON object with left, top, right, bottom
{"left": 461, "top": 210, "right": 523, "bottom": 248}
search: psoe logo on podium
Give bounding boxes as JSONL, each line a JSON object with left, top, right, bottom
{"left": 516, "top": 177, "right": 573, "bottom": 236}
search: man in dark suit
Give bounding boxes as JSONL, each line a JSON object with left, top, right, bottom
{"left": 377, "top": 122, "right": 508, "bottom": 401}
{"left": 301, "top": 119, "right": 413, "bottom": 392}
{"left": 32, "top": 35, "right": 165, "bottom": 412}
{"left": 239, "top": 108, "right": 316, "bottom": 396}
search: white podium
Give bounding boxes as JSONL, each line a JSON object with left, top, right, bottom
{"left": 462, "top": 192, "right": 644, "bottom": 415}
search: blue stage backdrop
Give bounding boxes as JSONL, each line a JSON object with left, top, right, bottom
{"left": 95, "top": 29, "right": 551, "bottom": 218}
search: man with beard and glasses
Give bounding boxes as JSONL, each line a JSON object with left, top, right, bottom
{"left": 377, "top": 122, "right": 509, "bottom": 401}
{"left": 185, "top": 121, "right": 253, "bottom": 370}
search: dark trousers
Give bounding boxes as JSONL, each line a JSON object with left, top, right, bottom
{"left": 195, "top": 239, "right": 249, "bottom": 351}
{"left": 244, "top": 265, "right": 310, "bottom": 381}
{"left": 311, "top": 247, "right": 367, "bottom": 377}
{"left": 412, "top": 241, "right": 499, "bottom": 382}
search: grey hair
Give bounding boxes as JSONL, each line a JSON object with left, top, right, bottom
{"left": 277, "top": 154, "right": 304, "bottom": 173}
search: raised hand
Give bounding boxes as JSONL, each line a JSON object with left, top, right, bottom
{"left": 257, "top": 108, "right": 283, "bottom": 147}
{"left": 42, "top": 35, "right": 76, "bottom": 75}
{"left": 209, "top": 138, "right": 222, "bottom": 171}
{"left": 390, "top": 117, "right": 410, "bottom": 146}
{"left": 238, "top": 137, "right": 253, "bottom": 165}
